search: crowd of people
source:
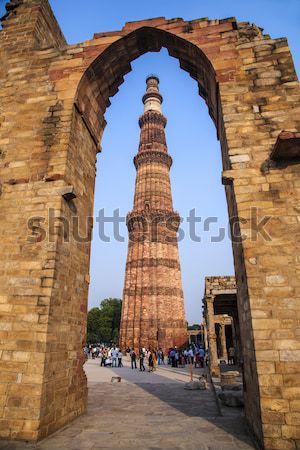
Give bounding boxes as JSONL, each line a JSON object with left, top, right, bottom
{"left": 84, "top": 344, "right": 210, "bottom": 371}
{"left": 127, "top": 347, "right": 165, "bottom": 371}
{"left": 84, "top": 345, "right": 123, "bottom": 367}
{"left": 168, "top": 346, "right": 208, "bottom": 368}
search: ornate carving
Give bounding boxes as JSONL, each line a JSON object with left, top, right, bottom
{"left": 134, "top": 150, "right": 172, "bottom": 169}
{"left": 124, "top": 286, "right": 184, "bottom": 297}
{"left": 126, "top": 209, "right": 181, "bottom": 231}
{"left": 120, "top": 318, "right": 186, "bottom": 328}
{"left": 138, "top": 110, "right": 167, "bottom": 128}
{"left": 139, "top": 126, "right": 167, "bottom": 148}
{"left": 142, "top": 91, "right": 163, "bottom": 106}
{"left": 126, "top": 258, "right": 181, "bottom": 270}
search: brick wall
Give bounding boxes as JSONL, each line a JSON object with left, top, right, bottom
{"left": 0, "top": 1, "right": 299, "bottom": 447}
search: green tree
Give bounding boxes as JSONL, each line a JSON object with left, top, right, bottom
{"left": 87, "top": 307, "right": 102, "bottom": 343}
{"left": 87, "top": 298, "right": 122, "bottom": 344}
{"left": 188, "top": 324, "right": 201, "bottom": 330}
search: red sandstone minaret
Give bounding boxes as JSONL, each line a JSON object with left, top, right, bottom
{"left": 119, "top": 76, "right": 187, "bottom": 353}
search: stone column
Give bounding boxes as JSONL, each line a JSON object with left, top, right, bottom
{"left": 203, "top": 319, "right": 208, "bottom": 351}
{"left": 220, "top": 322, "right": 227, "bottom": 359}
{"left": 206, "top": 296, "right": 220, "bottom": 377}
{"left": 200, "top": 325, "right": 205, "bottom": 347}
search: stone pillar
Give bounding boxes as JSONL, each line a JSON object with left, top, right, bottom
{"left": 203, "top": 319, "right": 208, "bottom": 351}
{"left": 206, "top": 296, "right": 220, "bottom": 377}
{"left": 200, "top": 325, "right": 205, "bottom": 347}
{"left": 215, "top": 322, "right": 221, "bottom": 357}
{"left": 220, "top": 322, "right": 227, "bottom": 359}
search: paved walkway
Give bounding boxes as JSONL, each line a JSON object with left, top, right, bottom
{"left": 0, "top": 359, "right": 257, "bottom": 450}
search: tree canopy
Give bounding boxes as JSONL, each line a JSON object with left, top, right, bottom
{"left": 87, "top": 298, "right": 122, "bottom": 344}
{"left": 187, "top": 324, "right": 201, "bottom": 330}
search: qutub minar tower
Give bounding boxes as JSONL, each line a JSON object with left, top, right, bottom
{"left": 119, "top": 76, "right": 187, "bottom": 353}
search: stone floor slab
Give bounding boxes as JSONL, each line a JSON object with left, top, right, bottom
{"left": 0, "top": 359, "right": 258, "bottom": 450}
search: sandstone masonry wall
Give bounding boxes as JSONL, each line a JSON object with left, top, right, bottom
{"left": 0, "top": 1, "right": 299, "bottom": 448}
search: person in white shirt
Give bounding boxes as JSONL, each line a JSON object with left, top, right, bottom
{"left": 183, "top": 349, "right": 188, "bottom": 364}
{"left": 111, "top": 346, "right": 118, "bottom": 367}
{"left": 105, "top": 356, "right": 112, "bottom": 367}
{"left": 188, "top": 348, "right": 194, "bottom": 365}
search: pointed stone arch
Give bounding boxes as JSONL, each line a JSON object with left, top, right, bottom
{"left": 0, "top": 1, "right": 300, "bottom": 448}
{"left": 74, "top": 26, "right": 219, "bottom": 144}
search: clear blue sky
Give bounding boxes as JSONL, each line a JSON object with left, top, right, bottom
{"left": 1, "top": 1, "right": 298, "bottom": 324}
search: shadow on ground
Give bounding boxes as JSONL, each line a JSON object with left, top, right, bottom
{"left": 0, "top": 360, "right": 258, "bottom": 450}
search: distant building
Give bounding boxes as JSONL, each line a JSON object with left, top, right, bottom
{"left": 202, "top": 276, "right": 241, "bottom": 376}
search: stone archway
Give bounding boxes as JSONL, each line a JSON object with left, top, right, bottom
{"left": 0, "top": 1, "right": 300, "bottom": 448}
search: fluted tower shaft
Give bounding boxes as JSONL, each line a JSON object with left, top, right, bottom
{"left": 119, "top": 76, "right": 187, "bottom": 353}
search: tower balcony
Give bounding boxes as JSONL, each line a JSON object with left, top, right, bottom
{"left": 134, "top": 150, "right": 172, "bottom": 169}
{"left": 138, "top": 110, "right": 167, "bottom": 128}
{"left": 126, "top": 209, "right": 181, "bottom": 237}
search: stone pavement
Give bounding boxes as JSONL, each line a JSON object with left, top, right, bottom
{"left": 0, "top": 359, "right": 258, "bottom": 450}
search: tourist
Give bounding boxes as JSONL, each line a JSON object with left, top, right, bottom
{"left": 153, "top": 350, "right": 157, "bottom": 371}
{"left": 161, "top": 350, "right": 165, "bottom": 364}
{"left": 148, "top": 351, "right": 154, "bottom": 372}
{"left": 157, "top": 349, "right": 162, "bottom": 365}
{"left": 183, "top": 349, "right": 188, "bottom": 364}
{"left": 228, "top": 346, "right": 235, "bottom": 365}
{"left": 170, "top": 348, "right": 176, "bottom": 367}
{"left": 130, "top": 349, "right": 137, "bottom": 369}
{"left": 139, "top": 348, "right": 146, "bottom": 371}
{"left": 102, "top": 349, "right": 108, "bottom": 366}
{"left": 188, "top": 347, "right": 194, "bottom": 365}
{"left": 167, "top": 349, "right": 171, "bottom": 364}
{"left": 99, "top": 348, "right": 103, "bottom": 366}
{"left": 199, "top": 347, "right": 205, "bottom": 368}
{"left": 118, "top": 349, "right": 123, "bottom": 367}
{"left": 194, "top": 350, "right": 201, "bottom": 368}
{"left": 83, "top": 345, "right": 89, "bottom": 361}
{"left": 105, "top": 355, "right": 112, "bottom": 367}
{"left": 175, "top": 349, "right": 179, "bottom": 368}
{"left": 111, "top": 346, "right": 118, "bottom": 367}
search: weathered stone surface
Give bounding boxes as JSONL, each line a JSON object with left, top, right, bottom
{"left": 184, "top": 379, "right": 207, "bottom": 390}
{"left": 221, "top": 371, "right": 240, "bottom": 385}
{"left": 119, "top": 77, "right": 187, "bottom": 353}
{"left": 0, "top": 1, "right": 299, "bottom": 449}
{"left": 0, "top": 359, "right": 257, "bottom": 450}
{"left": 222, "top": 383, "right": 243, "bottom": 391}
{"left": 218, "top": 391, "right": 245, "bottom": 407}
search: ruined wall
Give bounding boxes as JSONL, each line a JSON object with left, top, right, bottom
{"left": 0, "top": 0, "right": 93, "bottom": 439}
{"left": 0, "top": 1, "right": 300, "bottom": 448}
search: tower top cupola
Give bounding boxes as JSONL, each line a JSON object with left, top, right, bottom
{"left": 142, "top": 75, "right": 163, "bottom": 113}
